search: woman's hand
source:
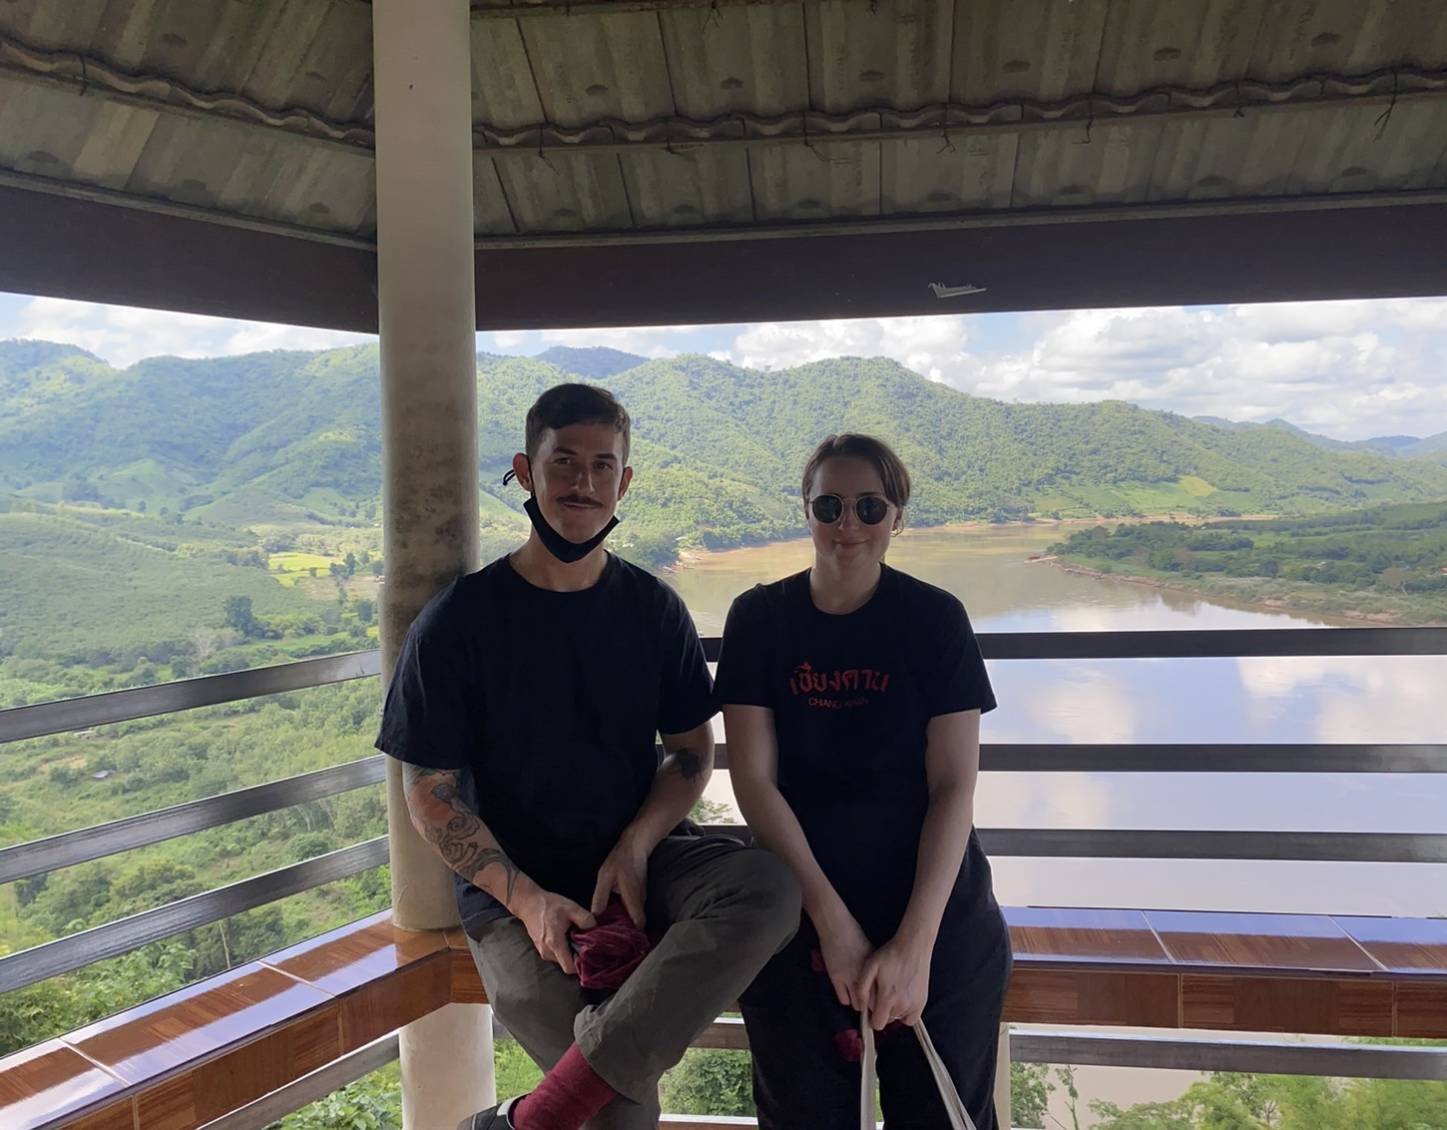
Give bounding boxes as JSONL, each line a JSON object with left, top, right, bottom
{"left": 858, "top": 934, "right": 932, "bottom": 1029}
{"left": 813, "top": 904, "right": 875, "bottom": 1009}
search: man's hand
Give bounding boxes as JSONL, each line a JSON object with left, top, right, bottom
{"left": 590, "top": 835, "right": 649, "bottom": 928}
{"left": 858, "top": 934, "right": 932, "bottom": 1029}
{"left": 514, "top": 887, "right": 596, "bottom": 975}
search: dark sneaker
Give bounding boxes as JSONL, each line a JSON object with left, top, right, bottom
{"left": 457, "top": 1094, "right": 522, "bottom": 1130}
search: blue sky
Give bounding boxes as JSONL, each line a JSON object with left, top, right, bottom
{"left": 4, "top": 290, "right": 1446, "bottom": 441}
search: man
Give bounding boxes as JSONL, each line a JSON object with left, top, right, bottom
{"left": 376, "top": 383, "right": 800, "bottom": 1130}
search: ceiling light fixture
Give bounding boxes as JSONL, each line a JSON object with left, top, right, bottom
{"left": 928, "top": 282, "right": 987, "bottom": 298}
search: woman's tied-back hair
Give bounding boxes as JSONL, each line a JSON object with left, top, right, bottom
{"left": 525, "top": 383, "right": 632, "bottom": 463}
{"left": 801, "top": 433, "right": 912, "bottom": 510}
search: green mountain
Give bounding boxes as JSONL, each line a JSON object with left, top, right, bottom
{"left": 1406, "top": 430, "right": 1447, "bottom": 458}
{"left": 532, "top": 346, "right": 646, "bottom": 378}
{"left": 5, "top": 340, "right": 1447, "bottom": 559}
{"left": 1193, "top": 414, "right": 1445, "bottom": 459}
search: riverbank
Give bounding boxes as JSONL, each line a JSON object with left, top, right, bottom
{"left": 1047, "top": 558, "right": 1446, "bottom": 628}
{"left": 667, "top": 516, "right": 1445, "bottom": 628}
{"left": 665, "top": 514, "right": 1182, "bottom": 571}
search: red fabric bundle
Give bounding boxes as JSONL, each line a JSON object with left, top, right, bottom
{"left": 571, "top": 898, "right": 652, "bottom": 990}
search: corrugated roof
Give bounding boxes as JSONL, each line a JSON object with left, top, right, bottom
{"left": 1, "top": 0, "right": 1445, "bottom": 245}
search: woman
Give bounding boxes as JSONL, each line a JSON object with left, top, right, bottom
{"left": 714, "top": 434, "right": 1010, "bottom": 1129}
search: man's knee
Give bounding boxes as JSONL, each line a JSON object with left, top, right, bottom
{"left": 728, "top": 848, "right": 802, "bottom": 942}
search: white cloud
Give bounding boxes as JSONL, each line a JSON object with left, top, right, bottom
{"left": 725, "top": 316, "right": 970, "bottom": 384}
{"left": 957, "top": 300, "right": 1447, "bottom": 439}
{"left": 1236, "top": 656, "right": 1447, "bottom": 743}
{"left": 11, "top": 293, "right": 1447, "bottom": 439}
{"left": 9, "top": 297, "right": 372, "bottom": 368}
{"left": 715, "top": 298, "right": 1447, "bottom": 440}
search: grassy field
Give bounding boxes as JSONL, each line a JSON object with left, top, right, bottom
{"left": 268, "top": 551, "right": 342, "bottom": 586}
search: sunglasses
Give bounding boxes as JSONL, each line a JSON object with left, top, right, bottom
{"left": 807, "top": 493, "right": 891, "bottom": 526}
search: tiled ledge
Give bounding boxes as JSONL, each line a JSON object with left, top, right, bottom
{"left": 5, "top": 907, "right": 1444, "bottom": 1129}
{"left": 2, "top": 912, "right": 463, "bottom": 1130}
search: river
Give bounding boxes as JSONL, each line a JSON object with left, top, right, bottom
{"left": 664, "top": 523, "right": 1447, "bottom": 919}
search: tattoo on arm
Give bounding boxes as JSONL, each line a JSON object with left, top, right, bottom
{"left": 672, "top": 745, "right": 707, "bottom": 783}
{"left": 401, "top": 765, "right": 519, "bottom": 902}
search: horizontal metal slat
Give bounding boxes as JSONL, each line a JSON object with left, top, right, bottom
{"left": 697, "top": 1019, "right": 1447, "bottom": 1081}
{"left": 198, "top": 1034, "right": 402, "bottom": 1130}
{"left": 711, "top": 744, "right": 1447, "bottom": 773}
{"left": 0, "top": 757, "right": 387, "bottom": 885}
{"left": 1011, "top": 1029, "right": 1447, "bottom": 1081}
{"left": 978, "top": 743, "right": 1447, "bottom": 773}
{"left": 700, "top": 826, "right": 1447, "bottom": 863}
{"left": 976, "top": 626, "right": 1447, "bottom": 661}
{"left": 979, "top": 828, "right": 1447, "bottom": 863}
{"left": 0, "top": 650, "right": 382, "bottom": 746}
{"left": 702, "top": 626, "right": 1447, "bottom": 663}
{"left": 0, "top": 837, "right": 389, "bottom": 993}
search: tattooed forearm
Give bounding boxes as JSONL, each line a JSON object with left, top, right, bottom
{"left": 401, "top": 765, "right": 520, "bottom": 902}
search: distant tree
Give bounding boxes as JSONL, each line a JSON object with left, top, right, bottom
{"left": 344, "top": 551, "right": 358, "bottom": 576}
{"left": 61, "top": 474, "right": 101, "bottom": 503}
{"left": 1090, "top": 1097, "right": 1195, "bottom": 1130}
{"left": 1010, "top": 1062, "right": 1050, "bottom": 1128}
{"left": 1054, "top": 1065, "right": 1083, "bottom": 1130}
{"left": 223, "top": 595, "right": 260, "bottom": 637}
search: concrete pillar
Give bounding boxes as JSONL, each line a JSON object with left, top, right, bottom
{"left": 373, "top": 0, "right": 493, "bottom": 1124}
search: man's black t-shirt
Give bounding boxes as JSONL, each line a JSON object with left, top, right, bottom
{"left": 375, "top": 552, "right": 716, "bottom": 933}
{"left": 713, "top": 564, "right": 999, "bottom": 944}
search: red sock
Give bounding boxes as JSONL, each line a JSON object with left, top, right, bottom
{"left": 512, "top": 1043, "right": 616, "bottom": 1130}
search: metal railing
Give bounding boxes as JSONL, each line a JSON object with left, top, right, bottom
{"left": 2, "top": 627, "right": 1445, "bottom": 1107}
{"left": 197, "top": 1021, "right": 1447, "bottom": 1130}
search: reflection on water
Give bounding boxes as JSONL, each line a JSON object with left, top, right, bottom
{"left": 665, "top": 525, "right": 1447, "bottom": 917}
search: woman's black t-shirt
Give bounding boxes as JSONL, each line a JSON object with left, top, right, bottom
{"left": 713, "top": 564, "right": 1000, "bottom": 945}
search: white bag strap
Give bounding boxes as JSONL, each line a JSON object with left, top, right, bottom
{"left": 914, "top": 1018, "right": 977, "bottom": 1130}
{"left": 859, "top": 1011, "right": 977, "bottom": 1130}
{"left": 859, "top": 1011, "right": 877, "bottom": 1130}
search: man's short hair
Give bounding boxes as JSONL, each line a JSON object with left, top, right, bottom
{"left": 801, "top": 433, "right": 912, "bottom": 509}
{"left": 525, "top": 383, "right": 631, "bottom": 463}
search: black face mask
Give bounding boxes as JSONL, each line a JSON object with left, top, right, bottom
{"left": 523, "top": 495, "right": 618, "bottom": 563}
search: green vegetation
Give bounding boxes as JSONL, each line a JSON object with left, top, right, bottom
{"left": 1090, "top": 1067, "right": 1446, "bottom": 1129}
{"left": 1050, "top": 501, "right": 1447, "bottom": 623}
{"left": 0, "top": 680, "right": 392, "bottom": 1054}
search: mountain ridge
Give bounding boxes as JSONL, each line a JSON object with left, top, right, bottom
{"left": 3, "top": 339, "right": 1446, "bottom": 566}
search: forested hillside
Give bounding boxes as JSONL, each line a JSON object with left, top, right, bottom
{"left": 6, "top": 340, "right": 1447, "bottom": 558}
